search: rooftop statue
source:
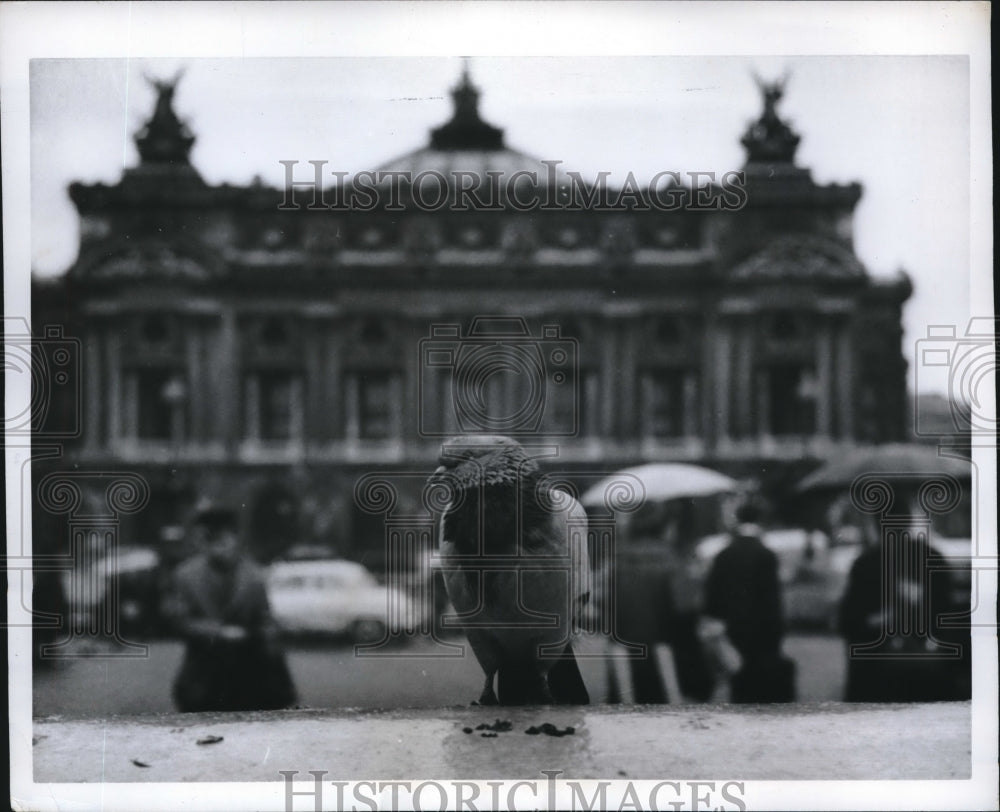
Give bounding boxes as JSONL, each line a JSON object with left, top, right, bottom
{"left": 742, "top": 71, "right": 801, "bottom": 166}
{"left": 135, "top": 70, "right": 196, "bottom": 166}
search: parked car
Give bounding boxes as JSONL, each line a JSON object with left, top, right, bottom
{"left": 266, "top": 559, "right": 426, "bottom": 642}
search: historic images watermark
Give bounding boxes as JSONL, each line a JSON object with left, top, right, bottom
{"left": 278, "top": 770, "right": 747, "bottom": 811}
{"left": 277, "top": 162, "right": 748, "bottom": 213}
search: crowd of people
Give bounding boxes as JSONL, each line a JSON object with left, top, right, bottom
{"left": 33, "top": 491, "right": 971, "bottom": 711}
{"left": 607, "top": 500, "right": 796, "bottom": 704}
{"left": 605, "top": 494, "right": 970, "bottom": 705}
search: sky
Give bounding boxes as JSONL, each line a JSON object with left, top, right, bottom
{"left": 28, "top": 55, "right": 974, "bottom": 395}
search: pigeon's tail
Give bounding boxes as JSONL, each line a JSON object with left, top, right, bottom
{"left": 547, "top": 642, "right": 590, "bottom": 705}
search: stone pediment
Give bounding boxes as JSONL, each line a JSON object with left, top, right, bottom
{"left": 729, "top": 235, "right": 866, "bottom": 281}
{"left": 73, "top": 239, "right": 223, "bottom": 282}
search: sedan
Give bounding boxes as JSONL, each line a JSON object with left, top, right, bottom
{"left": 267, "top": 559, "right": 426, "bottom": 642}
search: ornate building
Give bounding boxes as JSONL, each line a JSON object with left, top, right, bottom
{"left": 32, "top": 69, "right": 911, "bottom": 562}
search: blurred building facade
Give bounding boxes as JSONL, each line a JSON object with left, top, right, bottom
{"left": 33, "top": 69, "right": 912, "bottom": 562}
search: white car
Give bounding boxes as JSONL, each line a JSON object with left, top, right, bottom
{"left": 267, "top": 559, "right": 425, "bottom": 641}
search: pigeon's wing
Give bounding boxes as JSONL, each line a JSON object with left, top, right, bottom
{"left": 538, "top": 491, "right": 591, "bottom": 628}
{"left": 438, "top": 517, "right": 505, "bottom": 680}
{"left": 566, "top": 494, "right": 592, "bottom": 626}
{"left": 538, "top": 493, "right": 592, "bottom": 704}
{"left": 501, "top": 489, "right": 591, "bottom": 640}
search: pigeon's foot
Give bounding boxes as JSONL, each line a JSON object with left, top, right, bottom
{"left": 497, "top": 666, "right": 553, "bottom": 705}
{"left": 475, "top": 674, "right": 499, "bottom": 706}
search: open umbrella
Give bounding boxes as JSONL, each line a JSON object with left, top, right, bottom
{"left": 580, "top": 463, "right": 738, "bottom": 510}
{"left": 796, "top": 444, "right": 971, "bottom": 493}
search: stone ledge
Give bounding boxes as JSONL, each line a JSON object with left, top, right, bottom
{"left": 31, "top": 701, "right": 971, "bottom": 783}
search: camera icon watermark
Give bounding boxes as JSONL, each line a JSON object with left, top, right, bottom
{"left": 2, "top": 317, "right": 82, "bottom": 439}
{"left": 418, "top": 316, "right": 578, "bottom": 437}
{"left": 914, "top": 318, "right": 997, "bottom": 438}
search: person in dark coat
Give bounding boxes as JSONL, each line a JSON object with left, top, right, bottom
{"left": 165, "top": 507, "right": 296, "bottom": 712}
{"left": 703, "top": 502, "right": 795, "bottom": 703}
{"left": 838, "top": 525, "right": 966, "bottom": 702}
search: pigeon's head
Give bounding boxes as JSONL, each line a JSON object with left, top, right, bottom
{"left": 432, "top": 435, "right": 552, "bottom": 555}
{"left": 433, "top": 435, "right": 540, "bottom": 491}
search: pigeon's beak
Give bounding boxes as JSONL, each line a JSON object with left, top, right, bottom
{"left": 429, "top": 465, "right": 448, "bottom": 483}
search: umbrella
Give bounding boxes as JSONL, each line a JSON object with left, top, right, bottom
{"left": 796, "top": 444, "right": 971, "bottom": 493}
{"left": 580, "top": 463, "right": 738, "bottom": 510}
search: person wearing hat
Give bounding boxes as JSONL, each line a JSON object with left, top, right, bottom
{"left": 165, "top": 507, "right": 296, "bottom": 712}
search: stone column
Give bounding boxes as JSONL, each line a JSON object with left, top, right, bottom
{"left": 324, "top": 323, "right": 344, "bottom": 441}
{"left": 837, "top": 324, "right": 855, "bottom": 441}
{"left": 389, "top": 373, "right": 404, "bottom": 440}
{"left": 619, "top": 318, "right": 638, "bottom": 439}
{"left": 344, "top": 374, "right": 360, "bottom": 441}
{"left": 683, "top": 372, "right": 698, "bottom": 439}
{"left": 290, "top": 377, "right": 305, "bottom": 442}
{"left": 816, "top": 321, "right": 834, "bottom": 438}
{"left": 303, "top": 320, "right": 323, "bottom": 442}
{"left": 185, "top": 321, "right": 203, "bottom": 442}
{"left": 106, "top": 327, "right": 123, "bottom": 444}
{"left": 215, "top": 309, "right": 240, "bottom": 450}
{"left": 599, "top": 317, "right": 618, "bottom": 439}
{"left": 755, "top": 368, "right": 770, "bottom": 438}
{"left": 83, "top": 324, "right": 102, "bottom": 452}
{"left": 711, "top": 320, "right": 731, "bottom": 450}
{"left": 734, "top": 317, "right": 755, "bottom": 438}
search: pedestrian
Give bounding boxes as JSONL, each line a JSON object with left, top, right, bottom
{"left": 702, "top": 501, "right": 796, "bottom": 702}
{"left": 838, "top": 522, "right": 965, "bottom": 702}
{"left": 613, "top": 499, "right": 715, "bottom": 703}
{"left": 164, "top": 507, "right": 296, "bottom": 712}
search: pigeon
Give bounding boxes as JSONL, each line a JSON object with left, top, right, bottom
{"left": 431, "top": 435, "right": 591, "bottom": 705}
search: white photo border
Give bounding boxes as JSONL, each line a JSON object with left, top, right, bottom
{"left": 3, "top": 2, "right": 995, "bottom": 811}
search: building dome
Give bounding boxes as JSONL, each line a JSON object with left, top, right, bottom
{"left": 375, "top": 65, "right": 573, "bottom": 204}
